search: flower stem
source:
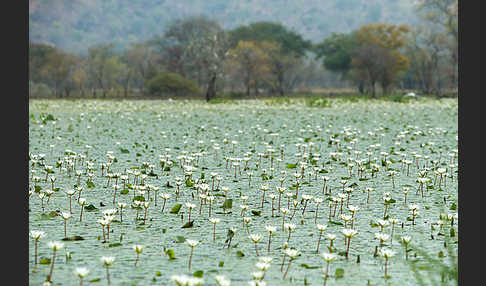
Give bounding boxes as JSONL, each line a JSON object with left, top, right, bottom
{"left": 282, "top": 258, "right": 293, "bottom": 280}
{"left": 47, "top": 249, "right": 56, "bottom": 282}
{"left": 188, "top": 247, "right": 194, "bottom": 271}
{"left": 106, "top": 266, "right": 111, "bottom": 285}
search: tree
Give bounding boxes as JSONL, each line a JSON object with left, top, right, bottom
{"left": 313, "top": 32, "right": 359, "bottom": 80}
{"left": 351, "top": 24, "right": 410, "bottom": 97}
{"left": 228, "top": 22, "right": 311, "bottom": 96}
{"left": 72, "top": 64, "right": 88, "bottom": 97}
{"left": 416, "top": 0, "right": 458, "bottom": 89}
{"left": 149, "top": 16, "right": 228, "bottom": 101}
{"left": 122, "top": 43, "right": 158, "bottom": 92}
{"left": 227, "top": 41, "right": 271, "bottom": 97}
{"left": 259, "top": 41, "right": 303, "bottom": 96}
{"left": 228, "top": 22, "right": 311, "bottom": 57}
{"left": 404, "top": 26, "right": 448, "bottom": 95}
{"left": 29, "top": 42, "right": 58, "bottom": 84}
{"left": 86, "top": 43, "right": 123, "bottom": 97}
{"left": 40, "top": 49, "right": 79, "bottom": 97}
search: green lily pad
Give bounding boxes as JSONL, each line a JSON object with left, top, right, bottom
{"left": 170, "top": 204, "right": 182, "bottom": 214}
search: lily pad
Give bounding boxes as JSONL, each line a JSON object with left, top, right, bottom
{"left": 170, "top": 204, "right": 182, "bottom": 214}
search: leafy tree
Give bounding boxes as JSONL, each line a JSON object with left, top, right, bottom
{"left": 29, "top": 42, "right": 58, "bottom": 84}
{"left": 416, "top": 0, "right": 457, "bottom": 88}
{"left": 228, "top": 21, "right": 311, "bottom": 57}
{"left": 86, "top": 43, "right": 123, "bottom": 97}
{"left": 72, "top": 63, "right": 88, "bottom": 97}
{"left": 40, "top": 49, "right": 79, "bottom": 97}
{"left": 351, "top": 24, "right": 410, "bottom": 97}
{"left": 314, "top": 32, "right": 359, "bottom": 79}
{"left": 122, "top": 43, "right": 158, "bottom": 92}
{"left": 227, "top": 41, "right": 271, "bottom": 97}
{"left": 149, "top": 16, "right": 228, "bottom": 101}
{"left": 259, "top": 41, "right": 303, "bottom": 96}
{"left": 404, "top": 26, "right": 448, "bottom": 95}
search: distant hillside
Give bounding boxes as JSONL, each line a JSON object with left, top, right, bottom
{"left": 29, "top": 0, "right": 420, "bottom": 55}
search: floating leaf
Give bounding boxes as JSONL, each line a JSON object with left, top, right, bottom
{"left": 286, "top": 163, "right": 297, "bottom": 169}
{"left": 108, "top": 243, "right": 123, "bottom": 248}
{"left": 335, "top": 268, "right": 344, "bottom": 278}
{"left": 450, "top": 228, "right": 455, "bottom": 237}
{"left": 300, "top": 263, "right": 319, "bottom": 269}
{"left": 84, "top": 204, "right": 97, "bottom": 211}
{"left": 86, "top": 181, "right": 95, "bottom": 188}
{"left": 39, "top": 258, "right": 51, "bottom": 264}
{"left": 236, "top": 250, "right": 245, "bottom": 258}
{"left": 193, "top": 270, "right": 204, "bottom": 278}
{"left": 166, "top": 249, "right": 176, "bottom": 259}
{"left": 175, "top": 236, "right": 186, "bottom": 243}
{"left": 48, "top": 211, "right": 59, "bottom": 217}
{"left": 120, "top": 189, "right": 129, "bottom": 195}
{"left": 251, "top": 210, "right": 261, "bottom": 216}
{"left": 330, "top": 221, "right": 343, "bottom": 226}
{"left": 120, "top": 148, "right": 130, "bottom": 154}
{"left": 156, "top": 271, "right": 162, "bottom": 276}
{"left": 182, "top": 221, "right": 194, "bottom": 228}
{"left": 89, "top": 278, "right": 101, "bottom": 282}
{"left": 222, "top": 199, "right": 233, "bottom": 209}
{"left": 185, "top": 178, "right": 194, "bottom": 187}
{"left": 450, "top": 202, "right": 457, "bottom": 211}
{"left": 133, "top": 195, "right": 146, "bottom": 202}
{"left": 218, "top": 261, "right": 224, "bottom": 267}
{"left": 62, "top": 236, "right": 85, "bottom": 241}
{"left": 170, "top": 204, "right": 182, "bottom": 214}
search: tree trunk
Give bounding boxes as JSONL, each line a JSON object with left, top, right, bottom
{"left": 371, "top": 81, "right": 376, "bottom": 98}
{"left": 206, "top": 74, "right": 216, "bottom": 102}
{"left": 358, "top": 81, "right": 364, "bottom": 94}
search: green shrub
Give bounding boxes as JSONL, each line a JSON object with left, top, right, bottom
{"left": 29, "top": 81, "right": 53, "bottom": 98}
{"left": 305, "top": 97, "right": 330, "bottom": 107}
{"left": 146, "top": 72, "right": 200, "bottom": 97}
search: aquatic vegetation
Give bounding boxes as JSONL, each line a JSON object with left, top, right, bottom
{"left": 29, "top": 98, "right": 458, "bottom": 285}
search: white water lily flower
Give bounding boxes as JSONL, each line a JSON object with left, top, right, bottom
{"left": 101, "top": 256, "right": 115, "bottom": 266}
{"left": 321, "top": 252, "right": 338, "bottom": 262}
{"left": 47, "top": 241, "right": 64, "bottom": 251}
{"left": 30, "top": 230, "right": 46, "bottom": 240}
{"left": 186, "top": 239, "right": 200, "bottom": 248}
{"left": 284, "top": 248, "right": 299, "bottom": 258}
{"left": 215, "top": 275, "right": 231, "bottom": 286}
{"left": 133, "top": 244, "right": 144, "bottom": 254}
{"left": 74, "top": 267, "right": 90, "bottom": 278}
{"left": 249, "top": 234, "right": 262, "bottom": 243}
